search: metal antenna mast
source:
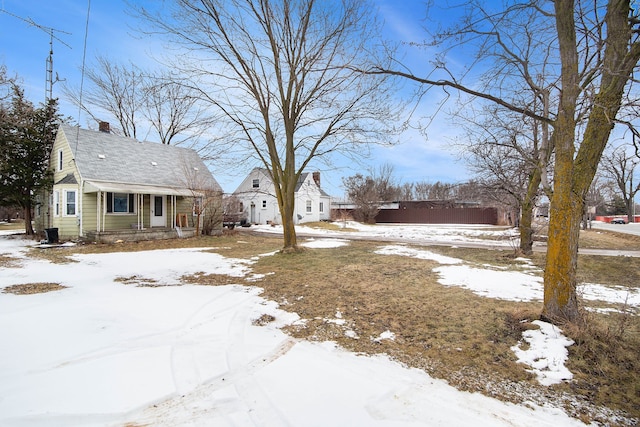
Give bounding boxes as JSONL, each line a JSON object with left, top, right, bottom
{"left": 1, "top": 9, "right": 71, "bottom": 102}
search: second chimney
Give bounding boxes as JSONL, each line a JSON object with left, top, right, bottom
{"left": 99, "top": 121, "right": 110, "bottom": 133}
{"left": 312, "top": 171, "right": 320, "bottom": 188}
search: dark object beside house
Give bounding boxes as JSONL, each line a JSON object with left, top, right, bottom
{"left": 44, "top": 228, "right": 59, "bottom": 244}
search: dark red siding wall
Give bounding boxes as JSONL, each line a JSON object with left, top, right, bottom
{"left": 375, "top": 207, "right": 498, "bottom": 225}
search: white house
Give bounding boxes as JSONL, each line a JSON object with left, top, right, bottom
{"left": 233, "top": 168, "right": 331, "bottom": 224}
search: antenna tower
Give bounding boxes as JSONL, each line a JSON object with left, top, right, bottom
{"left": 1, "top": 9, "right": 71, "bottom": 102}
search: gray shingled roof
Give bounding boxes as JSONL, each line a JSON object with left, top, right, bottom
{"left": 55, "top": 173, "right": 78, "bottom": 185}
{"left": 295, "top": 172, "right": 331, "bottom": 197}
{"left": 60, "top": 124, "right": 221, "bottom": 192}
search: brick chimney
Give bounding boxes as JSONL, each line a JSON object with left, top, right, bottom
{"left": 98, "top": 121, "right": 110, "bottom": 133}
{"left": 312, "top": 171, "right": 320, "bottom": 188}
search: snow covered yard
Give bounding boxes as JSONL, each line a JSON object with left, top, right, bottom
{"left": 0, "top": 227, "right": 637, "bottom": 426}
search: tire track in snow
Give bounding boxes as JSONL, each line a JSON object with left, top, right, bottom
{"left": 125, "top": 336, "right": 296, "bottom": 426}
{"left": 168, "top": 286, "right": 264, "bottom": 393}
{"left": 224, "top": 302, "right": 293, "bottom": 426}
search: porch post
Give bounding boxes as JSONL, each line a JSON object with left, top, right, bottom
{"left": 78, "top": 181, "right": 84, "bottom": 237}
{"left": 96, "top": 191, "right": 101, "bottom": 232}
{"left": 140, "top": 194, "right": 144, "bottom": 230}
{"left": 102, "top": 190, "right": 107, "bottom": 232}
{"left": 172, "top": 195, "right": 176, "bottom": 229}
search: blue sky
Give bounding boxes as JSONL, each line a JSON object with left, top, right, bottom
{"left": 0, "top": 0, "right": 472, "bottom": 197}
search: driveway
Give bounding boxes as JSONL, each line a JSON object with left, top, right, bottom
{"left": 591, "top": 221, "right": 640, "bottom": 237}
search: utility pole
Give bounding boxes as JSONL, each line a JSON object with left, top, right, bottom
{"left": 1, "top": 9, "right": 71, "bottom": 102}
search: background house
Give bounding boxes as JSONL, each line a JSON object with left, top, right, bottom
{"left": 232, "top": 168, "right": 331, "bottom": 225}
{"left": 36, "top": 123, "right": 223, "bottom": 242}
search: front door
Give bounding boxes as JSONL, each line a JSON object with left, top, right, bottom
{"left": 151, "top": 195, "right": 166, "bottom": 227}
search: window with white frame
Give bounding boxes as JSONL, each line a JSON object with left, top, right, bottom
{"left": 252, "top": 179, "right": 259, "bottom": 188}
{"left": 64, "top": 190, "right": 77, "bottom": 216}
{"left": 262, "top": 200, "right": 267, "bottom": 208}
{"left": 319, "top": 202, "right": 324, "bottom": 213}
{"left": 53, "top": 191, "right": 60, "bottom": 217}
{"left": 57, "top": 149, "right": 63, "bottom": 171}
{"left": 193, "top": 197, "right": 203, "bottom": 216}
{"left": 306, "top": 200, "right": 312, "bottom": 213}
{"left": 106, "top": 192, "right": 135, "bottom": 214}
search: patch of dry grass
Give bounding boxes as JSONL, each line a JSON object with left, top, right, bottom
{"left": 26, "top": 233, "right": 283, "bottom": 264}
{"left": 114, "top": 275, "right": 166, "bottom": 288}
{"left": 301, "top": 221, "right": 359, "bottom": 232}
{"left": 0, "top": 254, "right": 22, "bottom": 268}
{"left": 181, "top": 272, "right": 246, "bottom": 286}
{"left": 560, "top": 311, "right": 640, "bottom": 419}
{"left": 577, "top": 255, "right": 640, "bottom": 289}
{"left": 28, "top": 247, "right": 80, "bottom": 264}
{"left": 0, "top": 220, "right": 25, "bottom": 231}
{"left": 579, "top": 228, "right": 640, "bottom": 250}
{"left": 3, "top": 282, "right": 67, "bottom": 295}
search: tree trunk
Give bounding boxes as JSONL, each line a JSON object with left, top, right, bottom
{"left": 275, "top": 159, "right": 299, "bottom": 252}
{"left": 542, "top": 0, "right": 581, "bottom": 323}
{"left": 519, "top": 167, "right": 542, "bottom": 255}
{"left": 519, "top": 204, "right": 534, "bottom": 255}
{"left": 543, "top": 0, "right": 640, "bottom": 324}
{"left": 542, "top": 184, "right": 582, "bottom": 323}
{"left": 23, "top": 202, "right": 34, "bottom": 236}
{"left": 280, "top": 189, "right": 298, "bottom": 251}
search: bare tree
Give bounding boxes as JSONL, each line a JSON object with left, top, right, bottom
{"left": 399, "top": 182, "right": 414, "bottom": 201}
{"left": 64, "top": 57, "right": 218, "bottom": 150}
{"left": 367, "top": 0, "right": 640, "bottom": 324}
{"left": 459, "top": 103, "right": 549, "bottom": 253}
{"left": 135, "top": 0, "right": 398, "bottom": 251}
{"left": 413, "top": 181, "right": 433, "bottom": 200}
{"left": 65, "top": 56, "right": 145, "bottom": 138}
{"left": 585, "top": 174, "right": 610, "bottom": 217}
{"left": 142, "top": 72, "right": 219, "bottom": 151}
{"left": 600, "top": 143, "right": 640, "bottom": 222}
{"left": 178, "top": 154, "right": 224, "bottom": 236}
{"left": 373, "top": 163, "right": 402, "bottom": 201}
{"left": 342, "top": 173, "right": 380, "bottom": 223}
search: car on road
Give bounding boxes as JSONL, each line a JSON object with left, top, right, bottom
{"left": 610, "top": 218, "right": 627, "bottom": 224}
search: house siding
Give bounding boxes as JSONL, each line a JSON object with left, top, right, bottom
{"left": 49, "top": 185, "right": 80, "bottom": 238}
{"left": 41, "top": 129, "right": 80, "bottom": 238}
{"left": 84, "top": 195, "right": 197, "bottom": 233}
{"left": 81, "top": 190, "right": 98, "bottom": 233}
{"left": 234, "top": 169, "right": 282, "bottom": 224}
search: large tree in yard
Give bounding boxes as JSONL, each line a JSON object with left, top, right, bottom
{"left": 0, "top": 80, "right": 63, "bottom": 235}
{"left": 136, "top": 0, "right": 397, "bottom": 251}
{"left": 370, "top": 0, "right": 640, "bottom": 323}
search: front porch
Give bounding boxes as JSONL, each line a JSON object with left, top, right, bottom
{"left": 85, "top": 226, "right": 197, "bottom": 244}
